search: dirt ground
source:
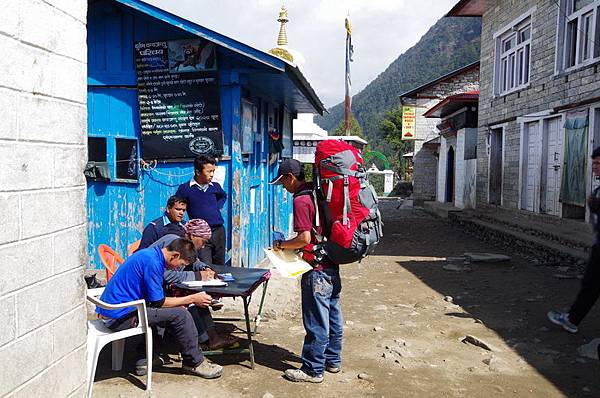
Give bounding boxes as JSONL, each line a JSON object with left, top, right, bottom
{"left": 92, "top": 201, "right": 600, "bottom": 397}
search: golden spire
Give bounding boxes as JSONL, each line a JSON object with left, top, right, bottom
{"left": 277, "top": 6, "right": 289, "bottom": 46}
{"left": 269, "top": 5, "right": 294, "bottom": 63}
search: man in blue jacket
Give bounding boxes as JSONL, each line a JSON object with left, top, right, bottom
{"left": 96, "top": 238, "right": 223, "bottom": 379}
{"left": 175, "top": 154, "right": 227, "bottom": 265}
{"left": 137, "top": 195, "right": 187, "bottom": 251}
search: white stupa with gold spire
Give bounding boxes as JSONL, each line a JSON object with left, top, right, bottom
{"left": 268, "top": 5, "right": 305, "bottom": 68}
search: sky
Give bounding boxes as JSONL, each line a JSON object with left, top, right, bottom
{"left": 145, "top": 0, "right": 458, "bottom": 108}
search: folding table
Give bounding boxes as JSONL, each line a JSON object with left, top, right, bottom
{"left": 171, "top": 265, "right": 271, "bottom": 369}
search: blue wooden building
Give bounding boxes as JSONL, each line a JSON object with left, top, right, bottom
{"left": 86, "top": 0, "right": 325, "bottom": 268}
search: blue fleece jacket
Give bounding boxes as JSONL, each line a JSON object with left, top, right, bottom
{"left": 175, "top": 180, "right": 227, "bottom": 227}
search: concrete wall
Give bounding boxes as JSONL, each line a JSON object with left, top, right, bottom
{"left": 0, "top": 1, "right": 88, "bottom": 397}
{"left": 477, "top": 0, "right": 600, "bottom": 210}
{"left": 407, "top": 66, "right": 480, "bottom": 202}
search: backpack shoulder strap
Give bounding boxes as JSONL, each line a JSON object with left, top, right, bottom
{"left": 293, "top": 187, "right": 321, "bottom": 229}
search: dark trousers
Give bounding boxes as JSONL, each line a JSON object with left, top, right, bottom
{"left": 569, "top": 244, "right": 600, "bottom": 325}
{"left": 198, "top": 225, "right": 225, "bottom": 266}
{"left": 108, "top": 307, "right": 204, "bottom": 367}
{"left": 188, "top": 305, "right": 215, "bottom": 343}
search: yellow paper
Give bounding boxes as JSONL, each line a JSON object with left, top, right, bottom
{"left": 263, "top": 248, "right": 313, "bottom": 279}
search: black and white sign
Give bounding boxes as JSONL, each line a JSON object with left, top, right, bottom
{"left": 135, "top": 39, "right": 223, "bottom": 159}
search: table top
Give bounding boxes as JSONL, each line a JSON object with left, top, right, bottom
{"left": 173, "top": 265, "right": 270, "bottom": 298}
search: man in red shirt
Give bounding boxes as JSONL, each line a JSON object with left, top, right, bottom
{"left": 270, "top": 159, "right": 342, "bottom": 383}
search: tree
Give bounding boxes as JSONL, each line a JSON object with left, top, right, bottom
{"left": 331, "top": 114, "right": 365, "bottom": 138}
{"left": 379, "top": 107, "right": 413, "bottom": 179}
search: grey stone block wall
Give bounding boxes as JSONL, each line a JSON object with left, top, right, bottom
{"left": 477, "top": 0, "right": 600, "bottom": 208}
{"left": 405, "top": 65, "right": 480, "bottom": 201}
{"left": 0, "top": 1, "right": 88, "bottom": 397}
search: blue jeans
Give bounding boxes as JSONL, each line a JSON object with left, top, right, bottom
{"left": 300, "top": 268, "right": 343, "bottom": 376}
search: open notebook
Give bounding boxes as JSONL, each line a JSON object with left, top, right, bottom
{"left": 181, "top": 280, "right": 228, "bottom": 288}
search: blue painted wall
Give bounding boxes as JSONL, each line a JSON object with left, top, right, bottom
{"left": 87, "top": 1, "right": 293, "bottom": 269}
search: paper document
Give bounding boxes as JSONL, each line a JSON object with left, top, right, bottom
{"left": 181, "top": 280, "right": 227, "bottom": 287}
{"left": 263, "top": 248, "right": 313, "bottom": 278}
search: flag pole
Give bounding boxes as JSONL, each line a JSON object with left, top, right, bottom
{"left": 344, "top": 14, "right": 353, "bottom": 136}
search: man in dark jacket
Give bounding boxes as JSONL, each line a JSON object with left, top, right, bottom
{"left": 138, "top": 195, "right": 187, "bottom": 251}
{"left": 548, "top": 146, "right": 600, "bottom": 333}
{"left": 175, "top": 155, "right": 227, "bottom": 265}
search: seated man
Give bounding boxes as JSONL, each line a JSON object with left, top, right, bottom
{"left": 137, "top": 196, "right": 187, "bottom": 251}
{"left": 96, "top": 238, "right": 223, "bottom": 379}
{"left": 151, "top": 218, "right": 239, "bottom": 350}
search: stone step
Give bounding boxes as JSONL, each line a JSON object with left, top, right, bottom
{"left": 468, "top": 211, "right": 592, "bottom": 252}
{"left": 450, "top": 214, "right": 588, "bottom": 265}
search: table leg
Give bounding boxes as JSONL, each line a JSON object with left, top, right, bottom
{"left": 243, "top": 297, "right": 255, "bottom": 369}
{"left": 253, "top": 280, "right": 269, "bottom": 335}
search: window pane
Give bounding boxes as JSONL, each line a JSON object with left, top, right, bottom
{"left": 115, "top": 138, "right": 138, "bottom": 180}
{"left": 517, "top": 49, "right": 524, "bottom": 85}
{"left": 566, "top": 19, "right": 578, "bottom": 67}
{"left": 518, "top": 26, "right": 531, "bottom": 43}
{"left": 502, "top": 34, "right": 515, "bottom": 52}
{"left": 524, "top": 45, "right": 530, "bottom": 84}
{"left": 509, "top": 54, "right": 516, "bottom": 89}
{"left": 88, "top": 137, "right": 107, "bottom": 162}
{"left": 582, "top": 12, "right": 593, "bottom": 60}
{"left": 595, "top": 7, "right": 600, "bottom": 57}
{"left": 501, "top": 58, "right": 508, "bottom": 92}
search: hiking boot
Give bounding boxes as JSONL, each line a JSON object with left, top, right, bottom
{"left": 134, "top": 355, "right": 167, "bottom": 376}
{"left": 547, "top": 310, "right": 578, "bottom": 333}
{"left": 182, "top": 359, "right": 223, "bottom": 379}
{"left": 325, "top": 364, "right": 341, "bottom": 373}
{"left": 283, "top": 368, "right": 323, "bottom": 383}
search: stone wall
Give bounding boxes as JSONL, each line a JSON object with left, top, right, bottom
{"left": 0, "top": 1, "right": 88, "bottom": 397}
{"left": 477, "top": 0, "right": 600, "bottom": 209}
{"left": 406, "top": 65, "right": 480, "bottom": 202}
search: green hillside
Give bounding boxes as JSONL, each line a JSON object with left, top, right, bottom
{"left": 316, "top": 17, "right": 481, "bottom": 163}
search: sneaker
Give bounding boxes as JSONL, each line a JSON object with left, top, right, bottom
{"left": 283, "top": 368, "right": 324, "bottom": 383}
{"left": 325, "top": 364, "right": 341, "bottom": 373}
{"left": 182, "top": 359, "right": 223, "bottom": 379}
{"left": 547, "top": 310, "right": 578, "bottom": 333}
{"left": 134, "top": 355, "right": 167, "bottom": 376}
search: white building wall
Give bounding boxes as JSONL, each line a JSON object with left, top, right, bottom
{"left": 0, "top": 1, "right": 88, "bottom": 397}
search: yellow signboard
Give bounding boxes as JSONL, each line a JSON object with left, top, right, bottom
{"left": 401, "top": 105, "right": 416, "bottom": 140}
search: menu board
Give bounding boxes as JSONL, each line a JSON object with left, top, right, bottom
{"left": 135, "top": 39, "right": 223, "bottom": 159}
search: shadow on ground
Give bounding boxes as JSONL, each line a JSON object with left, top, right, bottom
{"left": 375, "top": 202, "right": 600, "bottom": 397}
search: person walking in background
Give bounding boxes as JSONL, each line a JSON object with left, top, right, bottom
{"left": 176, "top": 155, "right": 227, "bottom": 265}
{"left": 548, "top": 147, "right": 600, "bottom": 333}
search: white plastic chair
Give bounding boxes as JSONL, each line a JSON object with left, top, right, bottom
{"left": 86, "top": 287, "right": 152, "bottom": 398}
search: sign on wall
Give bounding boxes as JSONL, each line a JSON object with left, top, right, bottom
{"left": 135, "top": 39, "right": 223, "bottom": 159}
{"left": 241, "top": 99, "right": 254, "bottom": 154}
{"left": 401, "top": 105, "right": 416, "bottom": 140}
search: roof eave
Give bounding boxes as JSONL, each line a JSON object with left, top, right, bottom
{"left": 399, "top": 61, "right": 480, "bottom": 99}
{"left": 446, "top": 0, "right": 486, "bottom": 17}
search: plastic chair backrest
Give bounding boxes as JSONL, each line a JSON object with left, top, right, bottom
{"left": 127, "top": 239, "right": 141, "bottom": 256}
{"left": 98, "top": 244, "right": 125, "bottom": 282}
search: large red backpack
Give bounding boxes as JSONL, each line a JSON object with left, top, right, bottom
{"left": 307, "top": 139, "right": 383, "bottom": 264}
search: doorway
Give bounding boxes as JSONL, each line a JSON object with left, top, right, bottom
{"left": 541, "top": 117, "right": 563, "bottom": 216}
{"left": 446, "top": 146, "right": 455, "bottom": 203}
{"left": 489, "top": 128, "right": 503, "bottom": 205}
